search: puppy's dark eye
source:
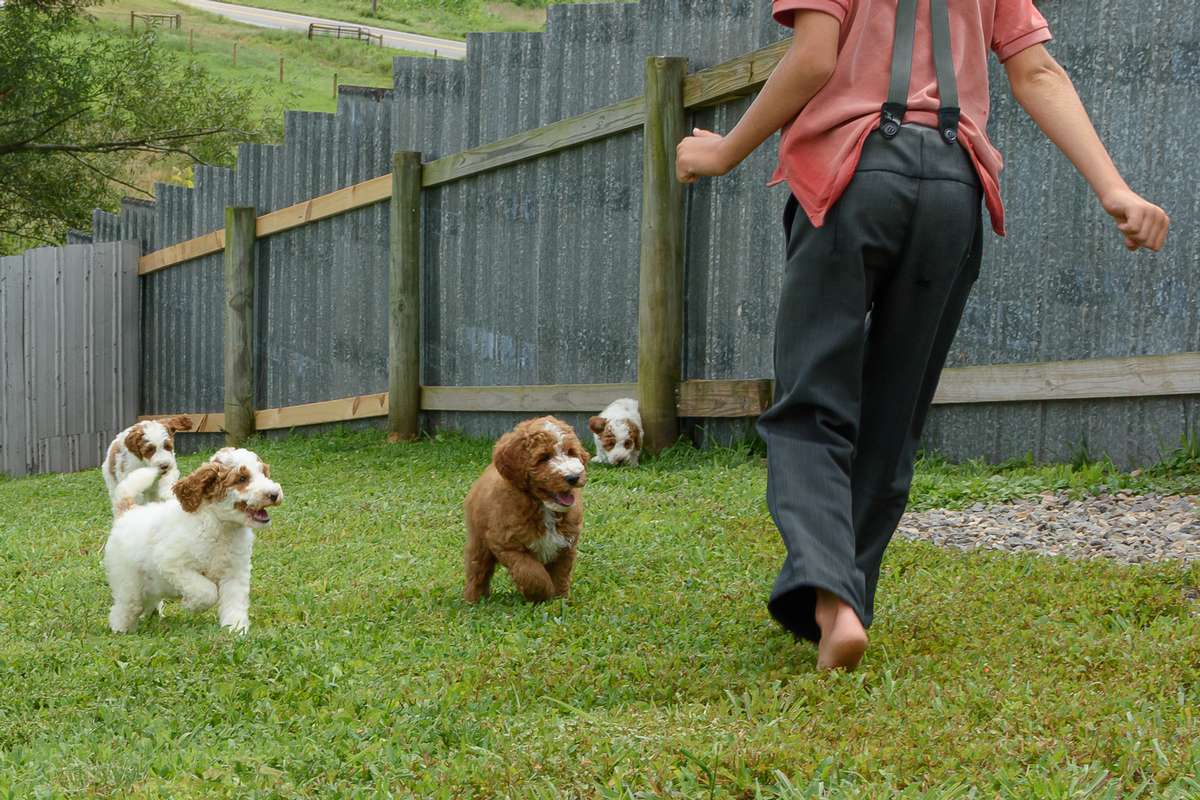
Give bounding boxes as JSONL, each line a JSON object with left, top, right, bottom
{"left": 538, "top": 453, "right": 552, "bottom": 464}
{"left": 237, "top": 474, "right": 249, "bottom": 484}
{"left": 163, "top": 443, "right": 173, "bottom": 452}
{"left": 624, "top": 440, "right": 633, "bottom": 449}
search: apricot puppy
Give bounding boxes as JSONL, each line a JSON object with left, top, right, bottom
{"left": 464, "top": 416, "right": 589, "bottom": 603}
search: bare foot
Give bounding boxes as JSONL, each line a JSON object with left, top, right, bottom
{"left": 813, "top": 589, "right": 868, "bottom": 671}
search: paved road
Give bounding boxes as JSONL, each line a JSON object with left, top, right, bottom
{"left": 174, "top": 0, "right": 467, "bottom": 59}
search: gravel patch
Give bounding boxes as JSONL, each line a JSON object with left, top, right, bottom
{"left": 897, "top": 491, "right": 1200, "bottom": 564}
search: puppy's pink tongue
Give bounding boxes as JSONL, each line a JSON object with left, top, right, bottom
{"left": 554, "top": 492, "right": 576, "bottom": 507}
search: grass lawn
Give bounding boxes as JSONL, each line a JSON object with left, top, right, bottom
{"left": 0, "top": 430, "right": 1198, "bottom": 797}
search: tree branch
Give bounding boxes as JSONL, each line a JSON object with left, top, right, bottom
{"left": 0, "top": 126, "right": 254, "bottom": 156}
{"left": 63, "top": 150, "right": 152, "bottom": 198}
{"left": 0, "top": 107, "right": 89, "bottom": 153}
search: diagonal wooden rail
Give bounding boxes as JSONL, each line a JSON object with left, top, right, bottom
{"left": 136, "top": 39, "right": 789, "bottom": 275}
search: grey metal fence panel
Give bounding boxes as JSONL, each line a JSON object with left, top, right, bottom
{"left": 920, "top": 0, "right": 1200, "bottom": 465}
{"left": 0, "top": 242, "right": 139, "bottom": 477}
{"left": 0, "top": 253, "right": 27, "bottom": 475}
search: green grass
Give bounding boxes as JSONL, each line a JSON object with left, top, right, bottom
{"left": 90, "top": 0, "right": 401, "bottom": 119}
{"left": 1, "top": 430, "right": 1198, "bottom": 797}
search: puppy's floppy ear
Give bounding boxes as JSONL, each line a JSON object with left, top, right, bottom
{"left": 587, "top": 416, "right": 607, "bottom": 435}
{"left": 124, "top": 424, "right": 149, "bottom": 458}
{"left": 163, "top": 415, "right": 194, "bottom": 434}
{"left": 173, "top": 463, "right": 229, "bottom": 512}
{"left": 492, "top": 431, "right": 528, "bottom": 489}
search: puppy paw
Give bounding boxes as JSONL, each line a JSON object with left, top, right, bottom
{"left": 221, "top": 616, "right": 250, "bottom": 635}
{"left": 108, "top": 606, "right": 141, "bottom": 633}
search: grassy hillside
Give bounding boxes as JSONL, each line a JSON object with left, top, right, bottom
{"left": 212, "top": 0, "right": 555, "bottom": 39}
{"left": 85, "top": 0, "right": 401, "bottom": 192}
{"left": 91, "top": 0, "right": 400, "bottom": 115}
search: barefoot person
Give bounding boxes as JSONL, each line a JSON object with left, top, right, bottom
{"left": 676, "top": 0, "right": 1169, "bottom": 670}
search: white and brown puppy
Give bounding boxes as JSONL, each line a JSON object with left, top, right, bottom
{"left": 102, "top": 416, "right": 193, "bottom": 516}
{"left": 464, "top": 416, "right": 589, "bottom": 604}
{"left": 588, "top": 398, "right": 642, "bottom": 466}
{"left": 103, "top": 449, "right": 282, "bottom": 634}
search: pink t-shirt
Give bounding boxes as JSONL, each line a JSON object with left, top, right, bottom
{"left": 770, "top": 0, "right": 1052, "bottom": 235}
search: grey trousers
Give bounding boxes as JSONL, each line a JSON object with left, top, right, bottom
{"left": 759, "top": 125, "right": 984, "bottom": 643}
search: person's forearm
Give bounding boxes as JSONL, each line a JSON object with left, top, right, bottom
{"left": 719, "top": 44, "right": 834, "bottom": 168}
{"left": 1010, "top": 57, "right": 1128, "bottom": 200}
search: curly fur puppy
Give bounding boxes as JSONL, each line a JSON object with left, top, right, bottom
{"left": 103, "top": 451, "right": 282, "bottom": 634}
{"left": 588, "top": 398, "right": 642, "bottom": 466}
{"left": 464, "top": 416, "right": 589, "bottom": 603}
{"left": 102, "top": 416, "right": 193, "bottom": 516}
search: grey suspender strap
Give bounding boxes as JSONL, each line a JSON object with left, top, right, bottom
{"left": 880, "top": 0, "right": 918, "bottom": 138}
{"left": 929, "top": 0, "right": 961, "bottom": 143}
{"left": 880, "top": 0, "right": 961, "bottom": 145}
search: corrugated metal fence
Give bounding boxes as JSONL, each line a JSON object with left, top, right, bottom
{"left": 37, "top": 0, "right": 1200, "bottom": 467}
{"left": 0, "top": 243, "right": 140, "bottom": 477}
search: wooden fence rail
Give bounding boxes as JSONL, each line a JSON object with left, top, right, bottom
{"left": 307, "top": 22, "right": 384, "bottom": 46}
{"left": 130, "top": 12, "right": 180, "bottom": 31}
{"left": 146, "top": 352, "right": 1200, "bottom": 437}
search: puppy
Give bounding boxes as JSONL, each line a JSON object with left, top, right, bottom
{"left": 103, "top": 449, "right": 282, "bottom": 634}
{"left": 464, "top": 416, "right": 589, "bottom": 603}
{"left": 102, "top": 416, "right": 193, "bottom": 516}
{"left": 588, "top": 398, "right": 643, "bottom": 466}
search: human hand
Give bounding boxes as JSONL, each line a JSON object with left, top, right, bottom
{"left": 676, "top": 128, "right": 734, "bottom": 184}
{"left": 1101, "top": 189, "right": 1169, "bottom": 251}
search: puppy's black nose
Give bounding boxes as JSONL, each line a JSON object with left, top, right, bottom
{"left": 565, "top": 474, "right": 580, "bottom": 486}
{"left": 267, "top": 490, "right": 280, "bottom": 503}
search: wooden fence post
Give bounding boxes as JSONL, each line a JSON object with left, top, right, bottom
{"left": 224, "top": 207, "right": 256, "bottom": 446}
{"left": 637, "top": 56, "right": 687, "bottom": 454}
{"left": 388, "top": 152, "right": 423, "bottom": 442}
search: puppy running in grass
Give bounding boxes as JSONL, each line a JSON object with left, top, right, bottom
{"left": 464, "top": 416, "right": 589, "bottom": 603}
{"left": 103, "top": 448, "right": 282, "bottom": 634}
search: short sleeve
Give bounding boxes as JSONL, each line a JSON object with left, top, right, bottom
{"left": 992, "top": 0, "right": 1052, "bottom": 62}
{"left": 773, "top": 0, "right": 849, "bottom": 29}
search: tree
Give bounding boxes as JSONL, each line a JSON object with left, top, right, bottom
{"left": 0, "top": 0, "right": 271, "bottom": 250}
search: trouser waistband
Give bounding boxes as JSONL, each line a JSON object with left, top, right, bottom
{"left": 859, "top": 124, "right": 980, "bottom": 187}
